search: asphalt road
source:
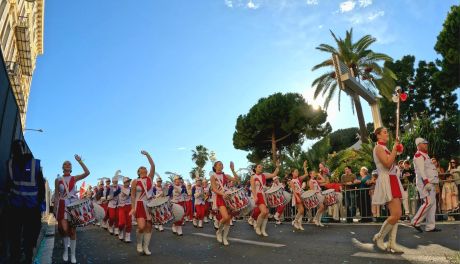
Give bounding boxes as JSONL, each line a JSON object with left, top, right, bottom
{"left": 50, "top": 221, "right": 460, "bottom": 264}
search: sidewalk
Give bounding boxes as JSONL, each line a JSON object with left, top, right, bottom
{"left": 33, "top": 215, "right": 56, "bottom": 264}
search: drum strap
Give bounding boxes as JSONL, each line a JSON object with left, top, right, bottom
{"left": 62, "top": 177, "right": 71, "bottom": 200}
{"left": 140, "top": 178, "right": 151, "bottom": 200}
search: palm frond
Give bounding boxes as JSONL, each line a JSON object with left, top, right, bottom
{"left": 316, "top": 44, "right": 338, "bottom": 54}
{"left": 312, "top": 59, "right": 333, "bottom": 71}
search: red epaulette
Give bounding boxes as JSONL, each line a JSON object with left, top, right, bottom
{"left": 414, "top": 152, "right": 426, "bottom": 160}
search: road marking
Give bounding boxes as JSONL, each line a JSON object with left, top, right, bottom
{"left": 351, "top": 252, "right": 449, "bottom": 263}
{"left": 191, "top": 233, "right": 286, "bottom": 248}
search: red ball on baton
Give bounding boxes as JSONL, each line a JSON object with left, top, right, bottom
{"left": 400, "top": 92, "right": 408, "bottom": 102}
{"left": 396, "top": 143, "right": 404, "bottom": 153}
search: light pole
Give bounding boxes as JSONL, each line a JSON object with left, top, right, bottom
{"left": 24, "top": 128, "right": 44, "bottom": 132}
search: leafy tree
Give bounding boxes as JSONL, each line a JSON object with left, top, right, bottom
{"left": 191, "top": 145, "right": 209, "bottom": 179}
{"left": 311, "top": 28, "right": 396, "bottom": 142}
{"left": 434, "top": 5, "right": 460, "bottom": 89}
{"left": 233, "top": 92, "right": 331, "bottom": 163}
{"left": 326, "top": 141, "right": 374, "bottom": 180}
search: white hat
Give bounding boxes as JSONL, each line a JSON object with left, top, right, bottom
{"left": 371, "top": 170, "right": 378, "bottom": 175}
{"left": 122, "top": 177, "right": 131, "bottom": 183}
{"left": 195, "top": 177, "right": 203, "bottom": 182}
{"left": 112, "top": 176, "right": 119, "bottom": 182}
{"left": 415, "top": 137, "right": 429, "bottom": 146}
{"left": 156, "top": 176, "right": 163, "bottom": 182}
{"left": 173, "top": 175, "right": 180, "bottom": 181}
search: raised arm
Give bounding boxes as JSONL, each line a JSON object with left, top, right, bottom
{"left": 74, "top": 155, "right": 90, "bottom": 182}
{"left": 265, "top": 160, "right": 281, "bottom": 180}
{"left": 299, "top": 160, "right": 309, "bottom": 182}
{"left": 226, "top": 161, "right": 240, "bottom": 183}
{"left": 141, "top": 150, "right": 155, "bottom": 179}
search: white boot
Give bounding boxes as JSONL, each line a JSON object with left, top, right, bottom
{"left": 387, "top": 224, "right": 404, "bottom": 253}
{"left": 230, "top": 219, "right": 234, "bottom": 226}
{"left": 214, "top": 219, "right": 219, "bottom": 230}
{"left": 109, "top": 225, "right": 114, "bottom": 234}
{"left": 172, "top": 224, "right": 177, "bottom": 234}
{"left": 193, "top": 218, "right": 198, "bottom": 227}
{"left": 124, "top": 232, "right": 131, "bottom": 243}
{"left": 62, "top": 237, "right": 69, "bottom": 262}
{"left": 114, "top": 227, "right": 119, "bottom": 235}
{"left": 314, "top": 212, "right": 325, "bottom": 227}
{"left": 373, "top": 220, "right": 394, "bottom": 251}
{"left": 154, "top": 224, "right": 159, "bottom": 230}
{"left": 69, "top": 239, "right": 77, "bottom": 264}
{"left": 198, "top": 220, "right": 203, "bottom": 228}
{"left": 143, "top": 232, "right": 152, "bottom": 255}
{"left": 159, "top": 225, "right": 164, "bottom": 232}
{"left": 274, "top": 212, "right": 280, "bottom": 221}
{"left": 222, "top": 225, "right": 230, "bottom": 246}
{"left": 297, "top": 214, "right": 304, "bottom": 231}
{"left": 136, "top": 231, "right": 144, "bottom": 253}
{"left": 118, "top": 229, "right": 124, "bottom": 240}
{"left": 216, "top": 223, "right": 224, "bottom": 243}
{"left": 261, "top": 218, "right": 269, "bottom": 237}
{"left": 248, "top": 217, "right": 254, "bottom": 226}
{"left": 204, "top": 216, "right": 209, "bottom": 223}
{"left": 177, "top": 226, "right": 183, "bottom": 236}
{"left": 255, "top": 216, "right": 264, "bottom": 235}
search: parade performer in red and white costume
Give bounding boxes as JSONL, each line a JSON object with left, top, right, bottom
{"left": 118, "top": 176, "right": 132, "bottom": 242}
{"left": 250, "top": 161, "right": 280, "bottom": 237}
{"left": 54, "top": 155, "right": 90, "bottom": 263}
{"left": 371, "top": 127, "right": 405, "bottom": 253}
{"left": 93, "top": 180, "right": 104, "bottom": 226}
{"left": 107, "top": 175, "right": 121, "bottom": 235}
{"left": 168, "top": 176, "right": 186, "bottom": 236}
{"left": 202, "top": 179, "right": 212, "bottom": 223}
{"left": 192, "top": 177, "right": 206, "bottom": 228}
{"left": 211, "top": 161, "right": 240, "bottom": 245}
{"left": 309, "top": 170, "right": 326, "bottom": 227}
{"left": 152, "top": 176, "right": 165, "bottom": 232}
{"left": 129, "top": 150, "right": 155, "bottom": 256}
{"left": 411, "top": 138, "right": 441, "bottom": 232}
{"left": 101, "top": 178, "right": 111, "bottom": 229}
{"left": 289, "top": 161, "right": 308, "bottom": 230}
{"left": 185, "top": 180, "right": 194, "bottom": 222}
{"left": 272, "top": 176, "right": 285, "bottom": 225}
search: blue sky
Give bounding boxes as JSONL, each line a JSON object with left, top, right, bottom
{"left": 24, "top": 0, "right": 458, "bottom": 188}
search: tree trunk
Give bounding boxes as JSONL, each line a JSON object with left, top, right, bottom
{"left": 352, "top": 93, "right": 369, "bottom": 143}
{"left": 271, "top": 129, "right": 278, "bottom": 164}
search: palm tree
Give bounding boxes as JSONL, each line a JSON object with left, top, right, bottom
{"left": 191, "top": 145, "right": 209, "bottom": 178}
{"left": 311, "top": 28, "right": 396, "bottom": 143}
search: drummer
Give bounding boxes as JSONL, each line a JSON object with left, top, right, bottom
{"left": 272, "top": 176, "right": 286, "bottom": 225}
{"left": 118, "top": 177, "right": 132, "bottom": 242}
{"left": 129, "top": 150, "right": 155, "bottom": 256}
{"left": 192, "top": 177, "right": 206, "bottom": 228}
{"left": 210, "top": 161, "right": 240, "bottom": 246}
{"left": 54, "top": 155, "right": 90, "bottom": 264}
{"left": 289, "top": 161, "right": 308, "bottom": 231}
{"left": 152, "top": 176, "right": 165, "bottom": 231}
{"left": 202, "top": 179, "right": 212, "bottom": 223}
{"left": 107, "top": 176, "right": 121, "bottom": 236}
{"left": 309, "top": 169, "right": 326, "bottom": 227}
{"left": 167, "top": 176, "right": 186, "bottom": 236}
{"left": 102, "top": 178, "right": 111, "bottom": 229}
{"left": 185, "top": 180, "right": 194, "bottom": 223}
{"left": 250, "top": 161, "right": 280, "bottom": 237}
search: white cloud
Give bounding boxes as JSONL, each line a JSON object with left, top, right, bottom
{"left": 176, "top": 147, "right": 187, "bottom": 150}
{"left": 359, "top": 0, "right": 372, "bottom": 8}
{"left": 224, "top": 0, "right": 233, "bottom": 8}
{"left": 307, "top": 0, "right": 319, "bottom": 5}
{"left": 247, "top": 0, "right": 259, "bottom": 9}
{"left": 368, "top": 10, "right": 384, "bottom": 21}
{"left": 339, "top": 1, "right": 356, "bottom": 13}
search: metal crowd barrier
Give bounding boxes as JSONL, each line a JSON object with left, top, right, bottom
{"left": 264, "top": 180, "right": 459, "bottom": 223}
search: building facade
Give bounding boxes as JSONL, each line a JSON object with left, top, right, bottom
{"left": 0, "top": 0, "right": 44, "bottom": 128}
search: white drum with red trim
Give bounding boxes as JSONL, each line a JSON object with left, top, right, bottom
{"left": 265, "top": 186, "right": 285, "bottom": 208}
{"left": 301, "top": 190, "right": 319, "bottom": 209}
{"left": 66, "top": 198, "right": 96, "bottom": 227}
{"left": 224, "top": 188, "right": 249, "bottom": 212}
{"left": 322, "top": 189, "right": 338, "bottom": 206}
{"left": 282, "top": 191, "right": 292, "bottom": 206}
{"left": 147, "top": 197, "right": 173, "bottom": 224}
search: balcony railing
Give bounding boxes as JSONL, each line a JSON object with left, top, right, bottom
{"left": 15, "top": 16, "right": 32, "bottom": 76}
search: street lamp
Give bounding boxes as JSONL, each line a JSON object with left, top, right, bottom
{"left": 25, "top": 128, "right": 43, "bottom": 132}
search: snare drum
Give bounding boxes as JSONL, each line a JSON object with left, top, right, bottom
{"left": 224, "top": 188, "right": 249, "bottom": 212}
{"left": 265, "top": 186, "right": 285, "bottom": 208}
{"left": 66, "top": 198, "right": 96, "bottom": 227}
{"left": 322, "top": 189, "right": 338, "bottom": 206}
{"left": 301, "top": 190, "right": 320, "bottom": 209}
{"left": 282, "top": 191, "right": 292, "bottom": 206}
{"left": 147, "top": 197, "right": 173, "bottom": 224}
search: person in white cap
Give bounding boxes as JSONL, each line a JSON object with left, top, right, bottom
{"left": 107, "top": 176, "right": 121, "bottom": 235}
{"left": 411, "top": 138, "right": 441, "bottom": 232}
{"left": 118, "top": 176, "right": 132, "bottom": 242}
{"left": 152, "top": 176, "right": 165, "bottom": 231}
{"left": 168, "top": 176, "right": 186, "bottom": 236}
{"left": 192, "top": 177, "right": 206, "bottom": 228}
